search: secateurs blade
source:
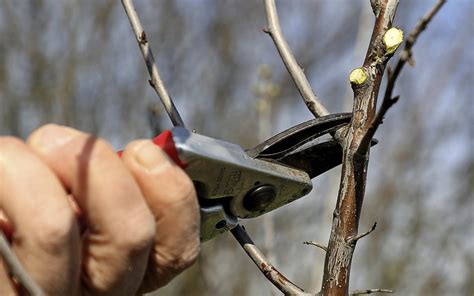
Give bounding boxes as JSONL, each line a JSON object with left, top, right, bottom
{"left": 123, "top": 113, "right": 374, "bottom": 241}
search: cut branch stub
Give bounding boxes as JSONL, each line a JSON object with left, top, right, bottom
{"left": 383, "top": 27, "right": 404, "bottom": 54}
{"left": 349, "top": 68, "right": 368, "bottom": 86}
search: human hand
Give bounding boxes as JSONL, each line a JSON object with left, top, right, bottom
{"left": 0, "top": 125, "right": 200, "bottom": 295}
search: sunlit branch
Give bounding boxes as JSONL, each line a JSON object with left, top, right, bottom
{"left": 121, "top": 0, "right": 185, "bottom": 127}
{"left": 320, "top": 0, "right": 399, "bottom": 294}
{"left": 358, "top": 0, "right": 446, "bottom": 153}
{"left": 263, "top": 0, "right": 329, "bottom": 119}
{"left": 303, "top": 241, "right": 328, "bottom": 252}
{"left": 231, "top": 225, "right": 311, "bottom": 296}
{"left": 346, "top": 222, "right": 377, "bottom": 244}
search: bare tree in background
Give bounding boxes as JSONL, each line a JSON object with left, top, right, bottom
{"left": 1, "top": 1, "right": 471, "bottom": 296}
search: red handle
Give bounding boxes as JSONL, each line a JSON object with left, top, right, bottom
{"left": 118, "top": 130, "right": 187, "bottom": 169}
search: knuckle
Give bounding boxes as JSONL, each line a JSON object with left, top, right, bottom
{"left": 157, "top": 240, "right": 200, "bottom": 276}
{"left": 31, "top": 206, "right": 76, "bottom": 254}
{"left": 114, "top": 209, "right": 155, "bottom": 252}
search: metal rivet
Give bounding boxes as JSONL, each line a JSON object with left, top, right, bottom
{"left": 215, "top": 220, "right": 227, "bottom": 230}
{"left": 243, "top": 184, "right": 276, "bottom": 212}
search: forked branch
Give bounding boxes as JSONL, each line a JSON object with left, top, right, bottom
{"left": 320, "top": 1, "right": 399, "bottom": 295}
{"left": 358, "top": 0, "right": 446, "bottom": 153}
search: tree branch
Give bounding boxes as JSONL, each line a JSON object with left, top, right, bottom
{"left": 358, "top": 0, "right": 446, "bottom": 153}
{"left": 303, "top": 241, "right": 328, "bottom": 252}
{"left": 320, "top": 1, "right": 399, "bottom": 295}
{"left": 231, "top": 225, "right": 311, "bottom": 296}
{"left": 121, "top": 0, "right": 185, "bottom": 127}
{"left": 0, "top": 231, "right": 44, "bottom": 295}
{"left": 263, "top": 0, "right": 329, "bottom": 119}
{"left": 346, "top": 222, "right": 377, "bottom": 244}
{"left": 349, "top": 288, "right": 393, "bottom": 295}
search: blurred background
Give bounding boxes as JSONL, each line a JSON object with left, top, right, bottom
{"left": 0, "top": 1, "right": 472, "bottom": 295}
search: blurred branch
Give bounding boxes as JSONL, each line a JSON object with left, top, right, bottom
{"left": 320, "top": 0, "right": 399, "bottom": 295}
{"left": 231, "top": 225, "right": 311, "bottom": 296}
{"left": 121, "top": 0, "right": 185, "bottom": 127}
{"left": 303, "top": 241, "right": 327, "bottom": 252}
{"left": 349, "top": 288, "right": 393, "bottom": 295}
{"left": 263, "top": 0, "right": 329, "bottom": 119}
{"left": 359, "top": 0, "right": 446, "bottom": 152}
{"left": 0, "top": 231, "right": 44, "bottom": 295}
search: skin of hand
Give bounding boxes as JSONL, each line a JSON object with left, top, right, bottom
{"left": 0, "top": 124, "right": 200, "bottom": 295}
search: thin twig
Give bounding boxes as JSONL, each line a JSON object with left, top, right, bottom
{"left": 358, "top": 0, "right": 446, "bottom": 152}
{"left": 303, "top": 241, "right": 328, "bottom": 252}
{"left": 263, "top": 0, "right": 329, "bottom": 119}
{"left": 121, "top": 0, "right": 185, "bottom": 127}
{"left": 385, "top": 0, "right": 446, "bottom": 105}
{"left": 350, "top": 288, "right": 393, "bottom": 295}
{"left": 347, "top": 222, "right": 377, "bottom": 244}
{"left": 231, "top": 225, "right": 311, "bottom": 296}
{"left": 0, "top": 231, "right": 44, "bottom": 295}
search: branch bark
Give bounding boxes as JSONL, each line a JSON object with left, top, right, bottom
{"left": 121, "top": 0, "right": 185, "bottom": 127}
{"left": 358, "top": 0, "right": 447, "bottom": 152}
{"left": 303, "top": 241, "right": 328, "bottom": 252}
{"left": 263, "top": 0, "right": 329, "bottom": 119}
{"left": 231, "top": 225, "right": 311, "bottom": 296}
{"left": 319, "top": 1, "right": 399, "bottom": 295}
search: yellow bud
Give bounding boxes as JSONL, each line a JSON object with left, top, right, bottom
{"left": 349, "top": 68, "right": 367, "bottom": 85}
{"left": 383, "top": 27, "right": 404, "bottom": 54}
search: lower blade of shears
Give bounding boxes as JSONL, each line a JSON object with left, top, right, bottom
{"left": 273, "top": 138, "right": 378, "bottom": 179}
{"left": 276, "top": 139, "right": 342, "bottom": 179}
{"left": 246, "top": 113, "right": 351, "bottom": 158}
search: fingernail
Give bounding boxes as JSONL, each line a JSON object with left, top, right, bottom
{"left": 28, "top": 124, "right": 79, "bottom": 151}
{"left": 134, "top": 141, "right": 169, "bottom": 170}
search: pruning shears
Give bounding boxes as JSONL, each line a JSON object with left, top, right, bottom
{"left": 129, "top": 113, "right": 357, "bottom": 241}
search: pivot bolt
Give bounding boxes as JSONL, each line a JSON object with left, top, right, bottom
{"left": 243, "top": 185, "right": 276, "bottom": 212}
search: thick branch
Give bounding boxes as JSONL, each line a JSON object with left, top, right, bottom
{"left": 320, "top": 1, "right": 399, "bottom": 295}
{"left": 263, "top": 0, "right": 329, "bottom": 119}
{"left": 121, "top": 0, "right": 185, "bottom": 127}
{"left": 0, "top": 231, "right": 44, "bottom": 295}
{"left": 231, "top": 225, "right": 311, "bottom": 296}
{"left": 358, "top": 0, "right": 446, "bottom": 153}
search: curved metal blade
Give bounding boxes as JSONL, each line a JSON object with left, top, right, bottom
{"left": 270, "top": 138, "right": 378, "bottom": 179}
{"left": 246, "top": 113, "right": 351, "bottom": 159}
{"left": 247, "top": 112, "right": 378, "bottom": 179}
